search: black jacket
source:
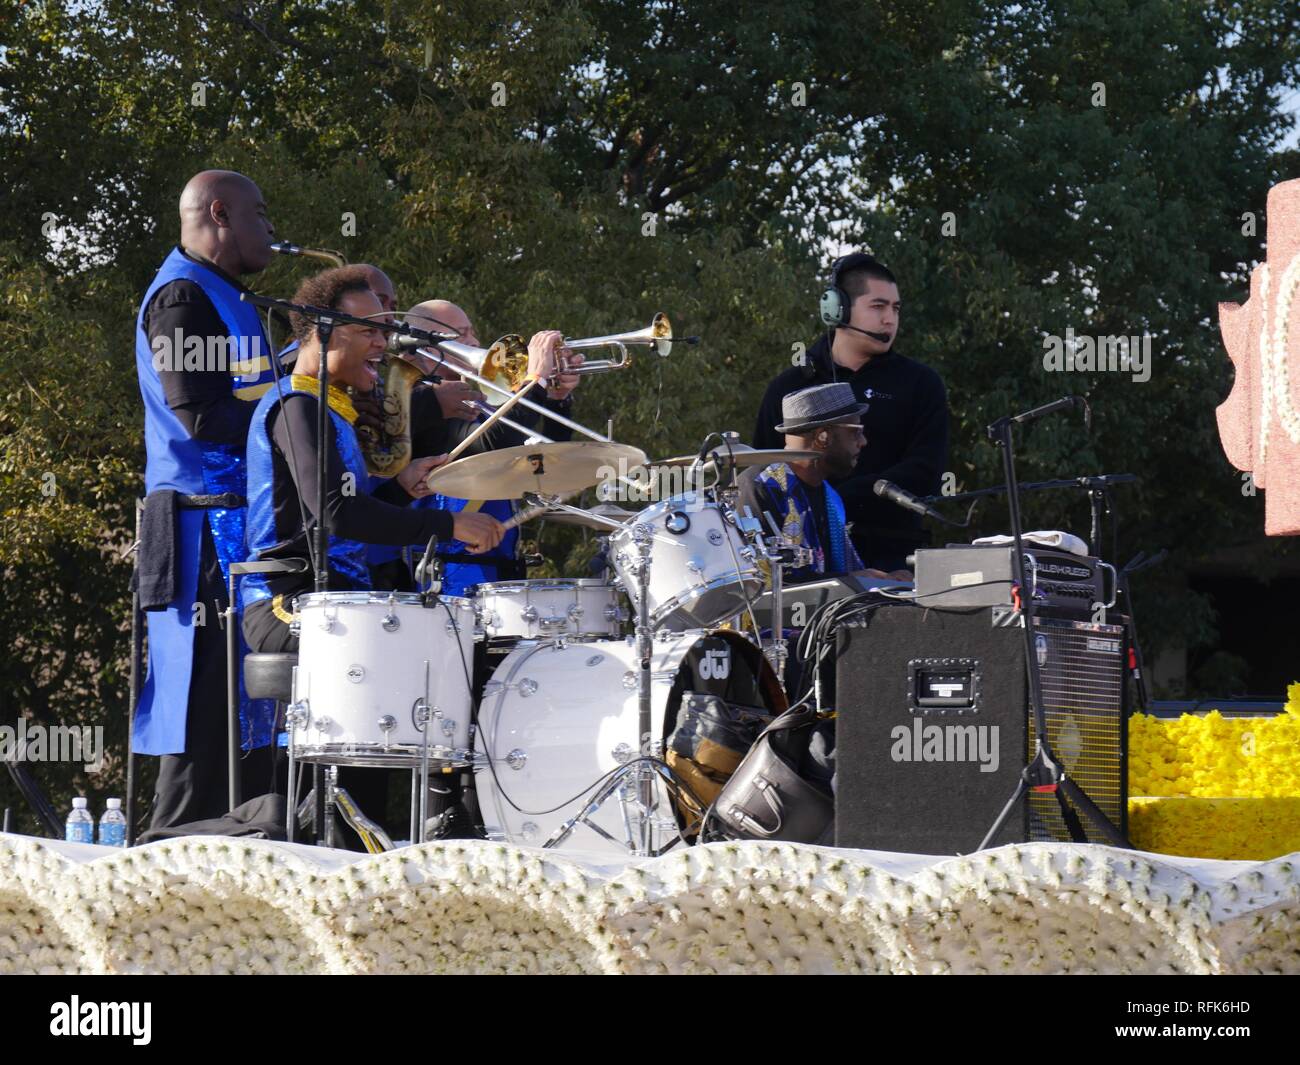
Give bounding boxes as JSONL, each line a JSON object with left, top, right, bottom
{"left": 752, "top": 334, "right": 948, "bottom": 567}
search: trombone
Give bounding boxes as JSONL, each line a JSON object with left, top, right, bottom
{"left": 395, "top": 341, "right": 612, "bottom": 443}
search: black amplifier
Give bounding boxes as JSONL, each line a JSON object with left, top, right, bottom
{"left": 912, "top": 545, "right": 1114, "bottom": 617}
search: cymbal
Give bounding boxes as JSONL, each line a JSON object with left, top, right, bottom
{"left": 426, "top": 441, "right": 649, "bottom": 498}
{"left": 654, "top": 444, "right": 822, "bottom": 469}
{"left": 532, "top": 503, "right": 639, "bottom": 529}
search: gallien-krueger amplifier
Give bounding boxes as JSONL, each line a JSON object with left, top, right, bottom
{"left": 912, "top": 545, "right": 1114, "bottom": 617}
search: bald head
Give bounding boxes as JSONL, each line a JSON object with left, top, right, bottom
{"left": 406, "top": 299, "right": 478, "bottom": 346}
{"left": 178, "top": 169, "right": 275, "bottom": 276}
{"left": 358, "top": 265, "right": 397, "bottom": 313}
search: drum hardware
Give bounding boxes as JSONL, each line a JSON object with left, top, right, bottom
{"left": 531, "top": 502, "right": 639, "bottom": 530}
{"left": 382, "top": 592, "right": 400, "bottom": 631}
{"left": 323, "top": 765, "right": 338, "bottom": 849}
{"left": 285, "top": 693, "right": 307, "bottom": 844}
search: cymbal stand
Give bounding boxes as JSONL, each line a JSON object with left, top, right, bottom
{"left": 756, "top": 529, "right": 813, "bottom": 687}
{"left": 543, "top": 521, "right": 669, "bottom": 855}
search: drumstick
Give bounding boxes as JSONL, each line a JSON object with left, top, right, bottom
{"left": 500, "top": 489, "right": 586, "bottom": 532}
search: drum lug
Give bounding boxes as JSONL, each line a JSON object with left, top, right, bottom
{"left": 611, "top": 742, "right": 634, "bottom": 764}
{"left": 377, "top": 715, "right": 396, "bottom": 746}
{"left": 521, "top": 605, "right": 539, "bottom": 623}
{"left": 382, "top": 592, "right": 400, "bottom": 631}
{"left": 567, "top": 604, "right": 584, "bottom": 620}
{"left": 313, "top": 715, "right": 333, "bottom": 734}
{"left": 506, "top": 748, "right": 527, "bottom": 770}
{"left": 286, "top": 701, "right": 309, "bottom": 729}
{"left": 439, "top": 714, "right": 457, "bottom": 738}
{"left": 706, "top": 529, "right": 724, "bottom": 546}
{"left": 346, "top": 664, "right": 365, "bottom": 683}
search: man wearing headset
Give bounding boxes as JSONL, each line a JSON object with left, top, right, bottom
{"left": 753, "top": 253, "right": 949, "bottom": 575}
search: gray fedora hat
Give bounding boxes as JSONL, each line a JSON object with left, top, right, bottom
{"left": 774, "top": 382, "right": 869, "bottom": 434}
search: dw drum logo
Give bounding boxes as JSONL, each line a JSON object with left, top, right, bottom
{"left": 699, "top": 647, "right": 731, "bottom": 680}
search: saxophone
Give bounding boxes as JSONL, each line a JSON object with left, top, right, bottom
{"left": 357, "top": 353, "right": 427, "bottom": 478}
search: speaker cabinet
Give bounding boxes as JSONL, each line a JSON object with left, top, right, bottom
{"left": 834, "top": 606, "right": 1127, "bottom": 854}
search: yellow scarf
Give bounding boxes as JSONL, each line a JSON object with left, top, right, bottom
{"left": 288, "top": 374, "right": 358, "bottom": 425}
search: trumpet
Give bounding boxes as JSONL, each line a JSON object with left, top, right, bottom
{"left": 559, "top": 312, "right": 676, "bottom": 373}
{"left": 269, "top": 241, "right": 348, "bottom": 268}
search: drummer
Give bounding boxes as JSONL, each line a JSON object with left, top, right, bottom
{"left": 369, "top": 300, "right": 584, "bottom": 597}
{"left": 240, "top": 268, "right": 507, "bottom": 655}
{"left": 736, "top": 383, "right": 872, "bottom": 582}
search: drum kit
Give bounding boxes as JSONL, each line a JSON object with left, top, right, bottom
{"left": 282, "top": 317, "right": 818, "bottom": 858}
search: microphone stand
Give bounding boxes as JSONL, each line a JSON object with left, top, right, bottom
{"left": 978, "top": 403, "right": 1130, "bottom": 850}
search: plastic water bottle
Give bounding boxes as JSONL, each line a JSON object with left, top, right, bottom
{"left": 98, "top": 797, "right": 127, "bottom": 847}
{"left": 64, "top": 797, "right": 94, "bottom": 844}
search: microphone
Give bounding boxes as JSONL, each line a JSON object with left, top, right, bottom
{"left": 873, "top": 480, "right": 949, "bottom": 523}
{"left": 837, "top": 323, "right": 893, "bottom": 344}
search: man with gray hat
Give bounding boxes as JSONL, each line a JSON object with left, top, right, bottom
{"left": 738, "top": 383, "right": 875, "bottom": 582}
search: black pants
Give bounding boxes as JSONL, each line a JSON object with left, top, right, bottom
{"left": 149, "top": 526, "right": 274, "bottom": 831}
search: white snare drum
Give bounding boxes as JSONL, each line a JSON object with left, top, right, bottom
{"left": 474, "top": 630, "right": 783, "bottom": 856}
{"left": 290, "top": 591, "right": 476, "bottom": 767}
{"left": 608, "top": 493, "right": 763, "bottom": 630}
{"left": 474, "top": 579, "right": 626, "bottom": 642}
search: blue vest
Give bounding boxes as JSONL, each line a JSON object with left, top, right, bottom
{"left": 243, "top": 377, "right": 372, "bottom": 608}
{"left": 132, "top": 248, "right": 278, "bottom": 756}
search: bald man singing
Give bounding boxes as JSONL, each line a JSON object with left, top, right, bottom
{"left": 133, "top": 169, "right": 283, "bottom": 831}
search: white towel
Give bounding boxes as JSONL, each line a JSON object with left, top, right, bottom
{"left": 972, "top": 530, "right": 1090, "bottom": 556}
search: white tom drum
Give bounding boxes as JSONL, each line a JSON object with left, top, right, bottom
{"left": 290, "top": 591, "right": 476, "bottom": 767}
{"left": 608, "top": 493, "right": 764, "bottom": 630}
{"left": 474, "top": 630, "right": 785, "bottom": 855}
{"left": 474, "top": 579, "right": 626, "bottom": 643}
